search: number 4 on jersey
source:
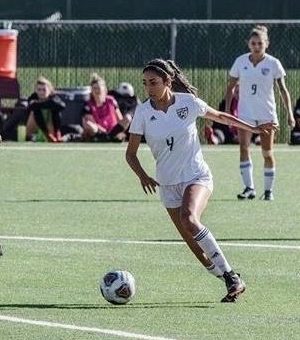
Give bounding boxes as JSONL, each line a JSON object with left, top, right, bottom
{"left": 166, "top": 137, "right": 174, "bottom": 151}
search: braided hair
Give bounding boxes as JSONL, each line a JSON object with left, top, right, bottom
{"left": 143, "top": 58, "right": 197, "bottom": 96}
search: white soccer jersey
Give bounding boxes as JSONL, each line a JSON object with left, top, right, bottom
{"left": 129, "top": 93, "right": 209, "bottom": 185}
{"left": 230, "top": 53, "right": 286, "bottom": 121}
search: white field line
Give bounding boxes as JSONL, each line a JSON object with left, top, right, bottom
{"left": 0, "top": 235, "right": 300, "bottom": 250}
{"left": 0, "top": 145, "right": 299, "bottom": 152}
{"left": 0, "top": 145, "right": 137, "bottom": 151}
{"left": 0, "top": 315, "right": 175, "bottom": 340}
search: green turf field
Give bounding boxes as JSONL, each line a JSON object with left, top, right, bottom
{"left": 0, "top": 143, "right": 300, "bottom": 339}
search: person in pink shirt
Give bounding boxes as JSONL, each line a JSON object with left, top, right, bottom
{"left": 82, "top": 74, "right": 132, "bottom": 142}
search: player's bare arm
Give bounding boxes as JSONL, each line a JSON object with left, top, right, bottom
{"left": 126, "top": 133, "right": 159, "bottom": 194}
{"left": 225, "top": 77, "right": 239, "bottom": 112}
{"left": 276, "top": 77, "right": 295, "bottom": 128}
{"left": 204, "top": 107, "right": 276, "bottom": 134}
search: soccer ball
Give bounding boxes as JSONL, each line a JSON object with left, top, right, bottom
{"left": 100, "top": 270, "right": 136, "bottom": 305}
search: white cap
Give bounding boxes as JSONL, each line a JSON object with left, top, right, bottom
{"left": 116, "top": 82, "right": 134, "bottom": 97}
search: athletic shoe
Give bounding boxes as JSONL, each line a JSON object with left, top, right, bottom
{"left": 237, "top": 187, "right": 256, "bottom": 200}
{"left": 221, "top": 271, "right": 246, "bottom": 303}
{"left": 47, "top": 133, "right": 58, "bottom": 143}
{"left": 260, "top": 190, "right": 274, "bottom": 201}
{"left": 55, "top": 130, "right": 63, "bottom": 142}
{"left": 92, "top": 132, "right": 111, "bottom": 143}
{"left": 61, "top": 133, "right": 82, "bottom": 143}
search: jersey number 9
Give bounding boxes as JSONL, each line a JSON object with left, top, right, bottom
{"left": 251, "top": 84, "right": 257, "bottom": 95}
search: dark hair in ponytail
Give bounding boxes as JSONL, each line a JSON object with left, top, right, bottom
{"left": 143, "top": 58, "right": 198, "bottom": 96}
{"left": 248, "top": 25, "right": 269, "bottom": 42}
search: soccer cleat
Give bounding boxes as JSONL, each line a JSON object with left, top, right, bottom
{"left": 221, "top": 271, "right": 246, "bottom": 303}
{"left": 260, "top": 190, "right": 274, "bottom": 201}
{"left": 221, "top": 294, "right": 238, "bottom": 303}
{"left": 237, "top": 187, "right": 256, "bottom": 200}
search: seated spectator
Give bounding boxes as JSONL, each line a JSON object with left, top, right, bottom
{"left": 82, "top": 74, "right": 132, "bottom": 142}
{"left": 1, "top": 98, "right": 29, "bottom": 141}
{"left": 108, "top": 82, "right": 140, "bottom": 141}
{"left": 26, "top": 77, "right": 66, "bottom": 142}
{"left": 108, "top": 82, "right": 140, "bottom": 116}
{"left": 290, "top": 98, "right": 300, "bottom": 145}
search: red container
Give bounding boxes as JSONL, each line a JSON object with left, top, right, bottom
{"left": 0, "top": 29, "right": 18, "bottom": 78}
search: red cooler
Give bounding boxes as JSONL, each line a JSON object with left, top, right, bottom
{"left": 0, "top": 29, "right": 18, "bottom": 79}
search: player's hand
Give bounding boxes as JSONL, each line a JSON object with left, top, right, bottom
{"left": 139, "top": 175, "right": 160, "bottom": 195}
{"left": 288, "top": 116, "right": 296, "bottom": 129}
{"left": 256, "top": 123, "right": 279, "bottom": 134}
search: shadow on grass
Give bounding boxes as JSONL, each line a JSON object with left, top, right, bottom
{"left": 0, "top": 301, "right": 214, "bottom": 310}
{"left": 2, "top": 198, "right": 257, "bottom": 203}
{"left": 1, "top": 198, "right": 270, "bottom": 203}
{"left": 210, "top": 198, "right": 241, "bottom": 202}
{"left": 1, "top": 199, "right": 157, "bottom": 203}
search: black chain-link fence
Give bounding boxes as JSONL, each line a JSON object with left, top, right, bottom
{"left": 4, "top": 20, "right": 300, "bottom": 142}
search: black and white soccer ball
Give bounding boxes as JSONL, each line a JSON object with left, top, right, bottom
{"left": 100, "top": 270, "right": 136, "bottom": 305}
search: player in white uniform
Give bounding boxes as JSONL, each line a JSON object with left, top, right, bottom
{"left": 225, "top": 25, "right": 295, "bottom": 201}
{"left": 126, "top": 58, "right": 275, "bottom": 302}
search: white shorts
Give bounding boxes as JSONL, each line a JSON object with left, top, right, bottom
{"left": 238, "top": 114, "right": 278, "bottom": 127}
{"left": 159, "top": 174, "right": 213, "bottom": 209}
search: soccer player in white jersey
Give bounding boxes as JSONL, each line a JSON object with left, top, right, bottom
{"left": 225, "top": 25, "right": 295, "bottom": 201}
{"left": 126, "top": 58, "right": 275, "bottom": 302}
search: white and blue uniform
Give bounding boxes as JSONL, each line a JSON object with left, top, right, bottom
{"left": 129, "top": 93, "right": 213, "bottom": 208}
{"left": 230, "top": 53, "right": 286, "bottom": 125}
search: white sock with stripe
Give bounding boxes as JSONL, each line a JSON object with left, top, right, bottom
{"left": 264, "top": 167, "right": 275, "bottom": 191}
{"left": 193, "top": 226, "right": 232, "bottom": 275}
{"left": 240, "top": 160, "right": 254, "bottom": 189}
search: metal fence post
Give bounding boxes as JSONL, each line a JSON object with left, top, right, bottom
{"left": 170, "top": 19, "right": 177, "bottom": 60}
{"left": 66, "top": 0, "right": 72, "bottom": 19}
{"left": 206, "top": 0, "right": 212, "bottom": 19}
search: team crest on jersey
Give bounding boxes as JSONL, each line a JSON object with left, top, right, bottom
{"left": 176, "top": 107, "right": 188, "bottom": 120}
{"left": 261, "top": 68, "right": 270, "bottom": 76}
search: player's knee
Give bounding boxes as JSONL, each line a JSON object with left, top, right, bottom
{"left": 180, "top": 210, "right": 198, "bottom": 232}
{"left": 84, "top": 121, "right": 98, "bottom": 135}
{"left": 262, "top": 149, "right": 273, "bottom": 160}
